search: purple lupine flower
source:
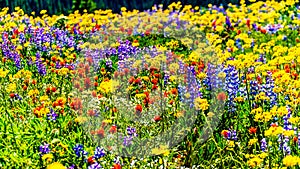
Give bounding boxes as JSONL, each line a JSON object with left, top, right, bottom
{"left": 235, "top": 38, "right": 242, "bottom": 49}
{"left": 12, "top": 93, "right": 22, "bottom": 101}
{"left": 252, "top": 23, "right": 258, "bottom": 31}
{"left": 94, "top": 147, "right": 106, "bottom": 159}
{"left": 47, "top": 108, "right": 58, "bottom": 121}
{"left": 278, "top": 135, "right": 283, "bottom": 150}
{"left": 283, "top": 136, "right": 291, "bottom": 155}
{"left": 260, "top": 138, "right": 267, "bottom": 152}
{"left": 68, "top": 164, "right": 75, "bottom": 169}
{"left": 261, "top": 71, "right": 277, "bottom": 107}
{"left": 127, "top": 127, "right": 137, "bottom": 137}
{"left": 163, "top": 71, "right": 170, "bottom": 87}
{"left": 88, "top": 162, "right": 102, "bottom": 169}
{"left": 73, "top": 144, "right": 88, "bottom": 158}
{"left": 122, "top": 127, "right": 139, "bottom": 146}
{"left": 249, "top": 80, "right": 259, "bottom": 97}
{"left": 225, "top": 16, "right": 231, "bottom": 28}
{"left": 123, "top": 136, "right": 134, "bottom": 146}
{"left": 298, "top": 133, "right": 300, "bottom": 149}
{"left": 105, "top": 59, "right": 112, "bottom": 68}
{"left": 35, "top": 52, "right": 47, "bottom": 76}
{"left": 19, "top": 33, "right": 26, "bottom": 44}
{"left": 13, "top": 53, "right": 22, "bottom": 70}
{"left": 205, "top": 63, "right": 224, "bottom": 89}
{"left": 177, "top": 85, "right": 185, "bottom": 102}
{"left": 224, "top": 65, "right": 240, "bottom": 112}
{"left": 39, "top": 143, "right": 50, "bottom": 155}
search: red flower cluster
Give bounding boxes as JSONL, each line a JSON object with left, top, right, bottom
{"left": 70, "top": 98, "right": 83, "bottom": 111}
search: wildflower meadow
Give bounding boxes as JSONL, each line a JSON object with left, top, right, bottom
{"left": 1, "top": 0, "right": 300, "bottom": 168}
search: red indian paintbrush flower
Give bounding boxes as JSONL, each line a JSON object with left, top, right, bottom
{"left": 135, "top": 104, "right": 142, "bottom": 115}
{"left": 113, "top": 164, "right": 121, "bottom": 169}
{"left": 217, "top": 92, "right": 227, "bottom": 101}
{"left": 249, "top": 127, "right": 257, "bottom": 134}
{"left": 109, "top": 125, "right": 117, "bottom": 134}
{"left": 154, "top": 115, "right": 161, "bottom": 122}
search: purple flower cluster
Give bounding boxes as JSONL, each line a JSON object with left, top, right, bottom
{"left": 262, "top": 24, "right": 283, "bottom": 34}
{"left": 35, "top": 52, "right": 47, "bottom": 76}
{"left": 122, "top": 126, "right": 138, "bottom": 146}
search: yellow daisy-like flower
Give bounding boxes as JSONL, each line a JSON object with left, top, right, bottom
{"left": 7, "top": 83, "right": 17, "bottom": 93}
{"left": 197, "top": 72, "right": 207, "bottom": 80}
{"left": 0, "top": 68, "right": 9, "bottom": 78}
{"left": 289, "top": 117, "right": 300, "bottom": 125}
{"left": 174, "top": 111, "right": 184, "bottom": 118}
{"left": 58, "top": 68, "right": 69, "bottom": 76}
{"left": 135, "top": 93, "right": 146, "bottom": 99}
{"left": 283, "top": 155, "right": 300, "bottom": 167}
{"left": 194, "top": 97, "right": 209, "bottom": 111}
{"left": 97, "top": 79, "right": 119, "bottom": 94}
{"left": 40, "top": 10, "right": 47, "bottom": 15}
{"left": 46, "top": 162, "right": 66, "bottom": 169}
{"left": 75, "top": 116, "right": 87, "bottom": 124}
{"left": 42, "top": 154, "right": 54, "bottom": 163}
{"left": 248, "top": 138, "right": 258, "bottom": 146}
{"left": 151, "top": 145, "right": 170, "bottom": 156}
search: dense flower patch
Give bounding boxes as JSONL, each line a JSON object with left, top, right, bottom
{"left": 1, "top": 0, "right": 300, "bottom": 168}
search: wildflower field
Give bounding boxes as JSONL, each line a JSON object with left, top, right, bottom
{"left": 2, "top": 0, "right": 300, "bottom": 168}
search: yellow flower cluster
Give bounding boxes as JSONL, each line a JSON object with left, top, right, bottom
{"left": 282, "top": 155, "right": 300, "bottom": 167}
{"left": 151, "top": 145, "right": 170, "bottom": 156}
{"left": 28, "top": 89, "right": 40, "bottom": 97}
{"left": 264, "top": 126, "right": 284, "bottom": 137}
{"left": 46, "top": 162, "right": 66, "bottom": 169}
{"left": 13, "top": 69, "right": 32, "bottom": 80}
{"left": 194, "top": 97, "right": 209, "bottom": 111}
{"left": 58, "top": 68, "right": 69, "bottom": 76}
{"left": 35, "top": 107, "right": 50, "bottom": 117}
{"left": 97, "top": 80, "right": 119, "bottom": 94}
{"left": 246, "top": 153, "right": 268, "bottom": 168}
{"left": 0, "top": 68, "right": 9, "bottom": 78}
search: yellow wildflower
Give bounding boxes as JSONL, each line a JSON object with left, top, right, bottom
{"left": 46, "top": 162, "right": 66, "bottom": 169}
{"left": 0, "top": 68, "right": 9, "bottom": 78}
{"left": 194, "top": 97, "right": 209, "bottom": 111}
{"left": 42, "top": 154, "right": 54, "bottom": 163}
{"left": 151, "top": 145, "right": 170, "bottom": 156}
{"left": 58, "top": 68, "right": 69, "bottom": 76}
{"left": 283, "top": 155, "right": 300, "bottom": 167}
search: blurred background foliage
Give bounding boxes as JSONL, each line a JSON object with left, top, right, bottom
{"left": 3, "top": 0, "right": 294, "bottom": 16}
{"left": 0, "top": 0, "right": 248, "bottom": 16}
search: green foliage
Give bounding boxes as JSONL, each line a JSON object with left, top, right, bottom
{"left": 71, "top": 0, "right": 97, "bottom": 13}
